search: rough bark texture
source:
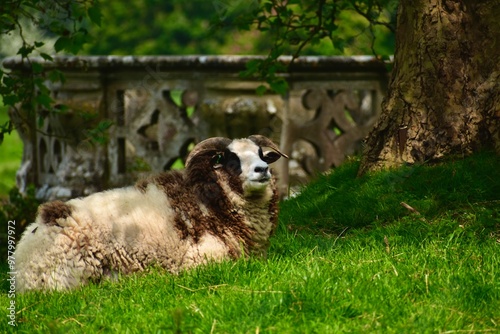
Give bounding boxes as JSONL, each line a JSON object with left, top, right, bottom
{"left": 359, "top": 0, "right": 500, "bottom": 174}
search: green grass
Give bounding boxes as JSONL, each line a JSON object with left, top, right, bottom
{"left": 1, "top": 152, "right": 499, "bottom": 333}
{"left": 0, "top": 103, "right": 23, "bottom": 197}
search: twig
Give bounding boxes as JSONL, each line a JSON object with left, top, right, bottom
{"left": 231, "top": 287, "right": 285, "bottom": 294}
{"left": 176, "top": 284, "right": 227, "bottom": 292}
{"left": 400, "top": 201, "right": 421, "bottom": 215}
{"left": 210, "top": 319, "right": 217, "bottom": 334}
{"left": 16, "top": 301, "right": 43, "bottom": 314}
{"left": 400, "top": 202, "right": 427, "bottom": 222}
{"left": 440, "top": 330, "right": 497, "bottom": 334}
{"left": 352, "top": 3, "right": 396, "bottom": 33}
{"left": 333, "top": 226, "right": 349, "bottom": 246}
{"left": 425, "top": 273, "right": 429, "bottom": 294}
{"left": 62, "top": 317, "right": 84, "bottom": 327}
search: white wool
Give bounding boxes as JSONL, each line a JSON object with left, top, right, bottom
{"left": 15, "top": 185, "right": 231, "bottom": 292}
{"left": 14, "top": 136, "right": 285, "bottom": 292}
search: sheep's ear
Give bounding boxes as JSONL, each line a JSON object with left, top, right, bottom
{"left": 261, "top": 150, "right": 282, "bottom": 164}
{"left": 211, "top": 152, "right": 225, "bottom": 169}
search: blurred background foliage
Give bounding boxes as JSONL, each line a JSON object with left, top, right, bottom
{"left": 0, "top": 0, "right": 396, "bottom": 240}
{"left": 81, "top": 0, "right": 397, "bottom": 57}
{"left": 0, "top": 0, "right": 397, "bottom": 193}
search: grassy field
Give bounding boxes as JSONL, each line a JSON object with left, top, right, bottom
{"left": 0, "top": 103, "right": 23, "bottom": 197}
{"left": 1, "top": 151, "right": 499, "bottom": 333}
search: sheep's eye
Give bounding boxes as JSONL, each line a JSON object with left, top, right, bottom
{"left": 212, "top": 153, "right": 224, "bottom": 169}
{"left": 259, "top": 148, "right": 281, "bottom": 164}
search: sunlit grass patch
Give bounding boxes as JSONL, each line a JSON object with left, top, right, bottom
{"left": 1, "top": 151, "right": 498, "bottom": 333}
{"left": 0, "top": 105, "right": 23, "bottom": 197}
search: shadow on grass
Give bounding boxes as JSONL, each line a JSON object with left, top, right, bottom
{"left": 279, "top": 150, "right": 499, "bottom": 232}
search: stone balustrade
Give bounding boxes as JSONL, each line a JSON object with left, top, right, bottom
{"left": 3, "top": 55, "right": 389, "bottom": 200}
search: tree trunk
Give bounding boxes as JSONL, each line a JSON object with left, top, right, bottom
{"left": 359, "top": 0, "right": 500, "bottom": 174}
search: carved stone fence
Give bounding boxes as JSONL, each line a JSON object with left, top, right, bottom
{"left": 3, "top": 55, "right": 389, "bottom": 200}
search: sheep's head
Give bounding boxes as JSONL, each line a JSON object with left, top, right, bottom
{"left": 186, "top": 135, "right": 288, "bottom": 197}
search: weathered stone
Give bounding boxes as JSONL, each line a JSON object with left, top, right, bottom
{"left": 3, "top": 55, "right": 389, "bottom": 200}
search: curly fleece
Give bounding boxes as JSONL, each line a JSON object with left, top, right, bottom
{"left": 14, "top": 137, "right": 281, "bottom": 292}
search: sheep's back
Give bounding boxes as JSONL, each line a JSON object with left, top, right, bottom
{"left": 66, "top": 185, "right": 191, "bottom": 272}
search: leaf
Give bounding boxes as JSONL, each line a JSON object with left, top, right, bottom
{"left": 34, "top": 41, "right": 45, "bottom": 48}
{"left": 2, "top": 94, "right": 20, "bottom": 106}
{"left": 40, "top": 53, "right": 54, "bottom": 61}
{"left": 54, "top": 36, "right": 71, "bottom": 53}
{"left": 35, "top": 93, "right": 53, "bottom": 109}
{"left": 240, "top": 59, "right": 262, "bottom": 78}
{"left": 269, "top": 78, "right": 288, "bottom": 95}
{"left": 270, "top": 47, "right": 284, "bottom": 60}
{"left": 54, "top": 104, "right": 69, "bottom": 113}
{"left": 71, "top": 30, "right": 90, "bottom": 53}
{"left": 17, "top": 44, "right": 35, "bottom": 57}
{"left": 48, "top": 21, "right": 65, "bottom": 35}
{"left": 0, "top": 120, "right": 12, "bottom": 133}
{"left": 48, "top": 70, "right": 65, "bottom": 84}
{"left": 256, "top": 85, "right": 267, "bottom": 96}
{"left": 246, "top": 59, "right": 261, "bottom": 71}
{"left": 37, "top": 115, "right": 45, "bottom": 128}
{"left": 31, "top": 62, "right": 44, "bottom": 74}
{"left": 88, "top": 3, "right": 102, "bottom": 27}
{"left": 88, "top": 120, "right": 113, "bottom": 145}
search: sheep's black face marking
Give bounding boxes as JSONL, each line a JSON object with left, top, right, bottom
{"left": 224, "top": 150, "right": 243, "bottom": 175}
{"left": 211, "top": 151, "right": 242, "bottom": 176}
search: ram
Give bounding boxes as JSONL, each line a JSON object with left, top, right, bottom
{"left": 14, "top": 135, "right": 288, "bottom": 292}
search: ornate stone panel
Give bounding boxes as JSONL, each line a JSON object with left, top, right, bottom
{"left": 3, "top": 56, "right": 389, "bottom": 200}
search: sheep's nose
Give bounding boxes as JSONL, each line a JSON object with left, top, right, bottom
{"left": 254, "top": 166, "right": 269, "bottom": 174}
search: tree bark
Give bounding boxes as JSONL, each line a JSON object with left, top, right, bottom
{"left": 359, "top": 0, "right": 500, "bottom": 174}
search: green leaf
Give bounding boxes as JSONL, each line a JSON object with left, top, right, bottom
{"left": 31, "top": 62, "right": 44, "bottom": 74}
{"left": 88, "top": 3, "right": 102, "bottom": 27}
{"left": 54, "top": 36, "right": 72, "bottom": 53}
{"left": 88, "top": 119, "right": 113, "bottom": 145}
{"left": 48, "top": 70, "right": 65, "bottom": 84}
{"left": 2, "top": 75, "right": 16, "bottom": 87}
{"left": 40, "top": 53, "right": 54, "bottom": 61}
{"left": 54, "top": 104, "right": 69, "bottom": 113}
{"left": 240, "top": 59, "right": 262, "bottom": 78}
{"left": 270, "top": 47, "right": 284, "bottom": 59}
{"left": 71, "top": 30, "right": 90, "bottom": 53}
{"left": 2, "top": 94, "right": 20, "bottom": 106}
{"left": 17, "top": 44, "right": 35, "bottom": 57}
{"left": 35, "top": 93, "right": 53, "bottom": 109}
{"left": 255, "top": 85, "right": 267, "bottom": 96}
{"left": 246, "top": 59, "right": 261, "bottom": 71}
{"left": 48, "top": 21, "right": 65, "bottom": 35}
{"left": 37, "top": 115, "right": 45, "bottom": 128}
{"left": 34, "top": 41, "right": 44, "bottom": 48}
{"left": 0, "top": 120, "right": 12, "bottom": 134}
{"left": 269, "top": 78, "right": 288, "bottom": 95}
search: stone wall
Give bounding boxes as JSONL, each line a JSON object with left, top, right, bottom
{"left": 3, "top": 55, "right": 389, "bottom": 200}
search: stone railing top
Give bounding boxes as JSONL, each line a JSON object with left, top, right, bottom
{"left": 3, "top": 55, "right": 388, "bottom": 73}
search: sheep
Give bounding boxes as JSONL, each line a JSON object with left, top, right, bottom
{"left": 14, "top": 135, "right": 288, "bottom": 292}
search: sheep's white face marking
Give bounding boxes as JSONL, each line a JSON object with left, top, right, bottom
{"left": 227, "top": 139, "right": 273, "bottom": 194}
